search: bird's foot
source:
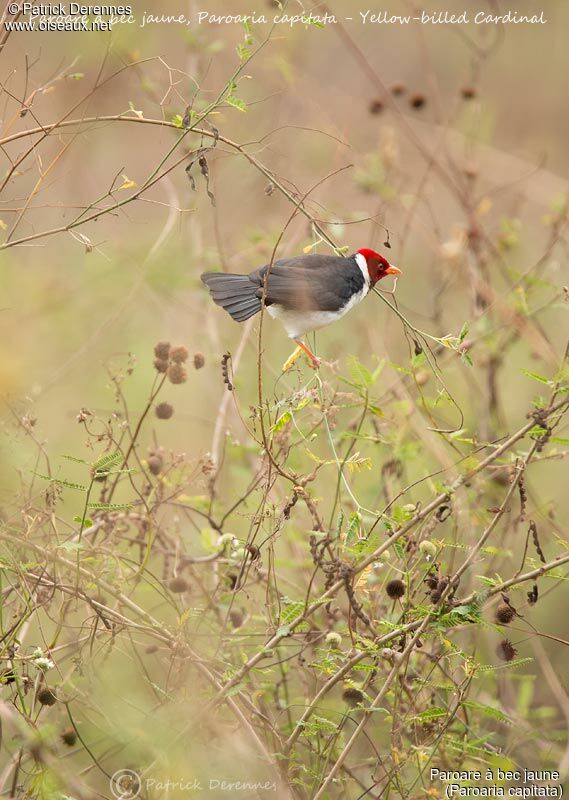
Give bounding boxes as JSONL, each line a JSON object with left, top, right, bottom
{"left": 282, "top": 346, "right": 303, "bottom": 372}
{"left": 282, "top": 346, "right": 321, "bottom": 372}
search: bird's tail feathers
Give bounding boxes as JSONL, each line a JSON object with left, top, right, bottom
{"left": 201, "top": 273, "right": 262, "bottom": 323}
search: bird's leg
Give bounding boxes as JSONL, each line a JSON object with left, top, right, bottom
{"left": 281, "top": 340, "right": 320, "bottom": 372}
{"left": 294, "top": 339, "right": 320, "bottom": 370}
{"left": 282, "top": 345, "right": 303, "bottom": 372}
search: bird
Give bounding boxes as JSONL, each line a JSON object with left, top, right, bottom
{"left": 201, "top": 248, "right": 401, "bottom": 371}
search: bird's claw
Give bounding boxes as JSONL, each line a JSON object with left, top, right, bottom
{"left": 282, "top": 346, "right": 321, "bottom": 372}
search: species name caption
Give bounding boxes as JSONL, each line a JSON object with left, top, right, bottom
{"left": 4, "top": 5, "right": 549, "bottom": 32}
{"left": 430, "top": 768, "right": 563, "bottom": 798}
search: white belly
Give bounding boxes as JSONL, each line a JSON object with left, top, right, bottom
{"left": 266, "top": 285, "right": 369, "bottom": 339}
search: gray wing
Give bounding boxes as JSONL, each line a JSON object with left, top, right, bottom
{"left": 253, "top": 255, "right": 365, "bottom": 313}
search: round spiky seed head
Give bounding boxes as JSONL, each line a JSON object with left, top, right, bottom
{"left": 342, "top": 686, "right": 365, "bottom": 706}
{"left": 229, "top": 610, "right": 244, "bottom": 629}
{"left": 419, "top": 540, "right": 437, "bottom": 559}
{"left": 170, "top": 345, "right": 189, "bottom": 364}
{"left": 410, "top": 94, "right": 426, "bottom": 109}
{"left": 147, "top": 454, "right": 163, "bottom": 476}
{"left": 153, "top": 358, "right": 169, "bottom": 373}
{"left": 369, "top": 98, "right": 384, "bottom": 115}
{"left": 61, "top": 727, "right": 77, "bottom": 747}
{"left": 325, "top": 631, "right": 342, "bottom": 648}
{"left": 154, "top": 341, "right": 171, "bottom": 360}
{"left": 168, "top": 363, "right": 187, "bottom": 385}
{"left": 168, "top": 576, "right": 189, "bottom": 594}
{"left": 386, "top": 579, "right": 406, "bottom": 599}
{"left": 37, "top": 687, "right": 57, "bottom": 706}
{"left": 193, "top": 352, "right": 205, "bottom": 370}
{"left": 496, "top": 639, "right": 517, "bottom": 662}
{"left": 155, "top": 402, "right": 174, "bottom": 420}
{"left": 461, "top": 86, "right": 477, "bottom": 100}
{"left": 495, "top": 603, "right": 515, "bottom": 624}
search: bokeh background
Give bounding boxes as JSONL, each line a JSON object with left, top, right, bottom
{"left": 1, "top": 0, "right": 568, "bottom": 797}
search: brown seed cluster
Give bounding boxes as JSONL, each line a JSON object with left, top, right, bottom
{"left": 496, "top": 639, "right": 517, "bottom": 662}
{"left": 221, "top": 352, "right": 233, "bottom": 391}
{"left": 461, "top": 86, "right": 477, "bottom": 100}
{"left": 37, "top": 687, "right": 57, "bottom": 706}
{"left": 342, "top": 686, "right": 365, "bottom": 706}
{"left": 410, "top": 94, "right": 426, "bottom": 109}
{"left": 168, "top": 576, "right": 189, "bottom": 594}
{"left": 61, "top": 727, "right": 77, "bottom": 746}
{"left": 153, "top": 342, "right": 189, "bottom": 384}
{"left": 170, "top": 345, "right": 189, "bottom": 364}
{"left": 368, "top": 98, "right": 384, "bottom": 115}
{"left": 495, "top": 603, "right": 515, "bottom": 624}
{"left": 147, "top": 450, "right": 163, "bottom": 476}
{"left": 386, "top": 578, "right": 406, "bottom": 599}
{"left": 155, "top": 402, "right": 174, "bottom": 420}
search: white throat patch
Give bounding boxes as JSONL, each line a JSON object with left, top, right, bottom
{"left": 354, "top": 252, "right": 371, "bottom": 290}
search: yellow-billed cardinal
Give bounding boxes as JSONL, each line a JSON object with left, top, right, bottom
{"left": 201, "top": 248, "right": 401, "bottom": 370}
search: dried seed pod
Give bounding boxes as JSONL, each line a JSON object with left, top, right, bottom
{"left": 229, "top": 610, "right": 244, "bottom": 629}
{"left": 154, "top": 341, "right": 171, "bottom": 360}
{"left": 37, "top": 687, "right": 57, "bottom": 706}
{"left": 246, "top": 544, "right": 260, "bottom": 561}
{"left": 61, "top": 727, "right": 77, "bottom": 747}
{"left": 168, "top": 576, "right": 189, "bottom": 594}
{"left": 221, "top": 352, "right": 233, "bottom": 391}
{"left": 147, "top": 454, "right": 163, "bottom": 476}
{"left": 527, "top": 584, "right": 538, "bottom": 605}
{"left": 496, "top": 639, "right": 517, "bottom": 662}
{"left": 518, "top": 474, "right": 527, "bottom": 520}
{"left": 386, "top": 579, "right": 405, "bottom": 599}
{"left": 391, "top": 82, "right": 406, "bottom": 96}
{"left": 342, "top": 686, "right": 365, "bottom": 706}
{"left": 530, "top": 520, "right": 546, "bottom": 564}
{"left": 495, "top": 603, "right": 515, "bottom": 624}
{"left": 193, "top": 352, "right": 205, "bottom": 370}
{"left": 153, "top": 358, "right": 169, "bottom": 373}
{"left": 168, "top": 363, "right": 188, "bottom": 385}
{"left": 155, "top": 402, "right": 174, "bottom": 420}
{"left": 436, "top": 505, "right": 452, "bottom": 523}
{"left": 410, "top": 94, "right": 426, "bottom": 109}
{"left": 170, "top": 345, "right": 189, "bottom": 364}
{"left": 369, "top": 98, "right": 384, "bottom": 114}
{"left": 461, "top": 86, "right": 477, "bottom": 100}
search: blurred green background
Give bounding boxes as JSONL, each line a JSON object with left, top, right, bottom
{"left": 1, "top": 1, "right": 568, "bottom": 796}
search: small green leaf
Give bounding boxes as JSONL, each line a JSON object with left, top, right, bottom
{"left": 459, "top": 322, "right": 469, "bottom": 342}
{"left": 272, "top": 411, "right": 292, "bottom": 433}
{"left": 345, "top": 511, "right": 362, "bottom": 546}
{"left": 521, "top": 369, "right": 551, "bottom": 385}
{"left": 73, "top": 515, "right": 93, "bottom": 528}
{"left": 87, "top": 502, "right": 132, "bottom": 511}
{"left": 226, "top": 95, "right": 247, "bottom": 112}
